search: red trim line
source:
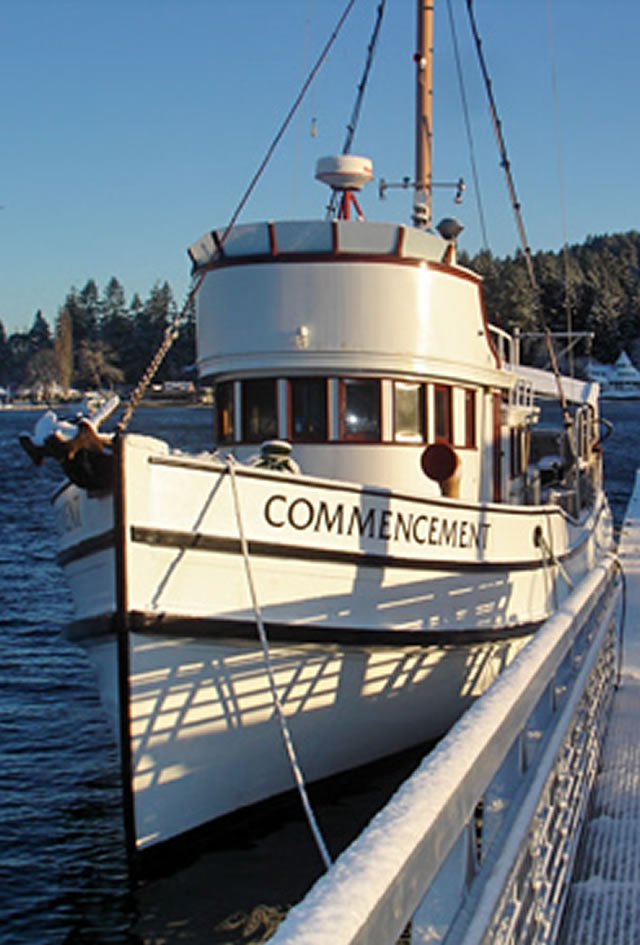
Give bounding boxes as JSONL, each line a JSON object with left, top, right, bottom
{"left": 331, "top": 219, "right": 339, "bottom": 253}
{"left": 268, "top": 221, "right": 278, "bottom": 256}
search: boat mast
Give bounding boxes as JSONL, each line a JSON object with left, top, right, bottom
{"left": 413, "top": 1, "right": 434, "bottom": 228}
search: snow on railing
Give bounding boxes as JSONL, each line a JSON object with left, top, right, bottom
{"left": 269, "top": 558, "right": 621, "bottom": 945}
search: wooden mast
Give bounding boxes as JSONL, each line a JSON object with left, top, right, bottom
{"left": 414, "top": 1, "right": 434, "bottom": 228}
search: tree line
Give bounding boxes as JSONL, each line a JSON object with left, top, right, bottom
{"left": 460, "top": 230, "right": 640, "bottom": 367}
{"left": 0, "top": 277, "right": 195, "bottom": 397}
{"left": 2, "top": 230, "right": 640, "bottom": 397}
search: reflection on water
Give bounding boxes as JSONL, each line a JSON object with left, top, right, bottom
{"left": 133, "top": 741, "right": 430, "bottom": 944}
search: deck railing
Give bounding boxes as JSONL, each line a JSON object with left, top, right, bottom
{"left": 489, "top": 323, "right": 516, "bottom": 367}
{"left": 269, "top": 557, "right": 621, "bottom": 945}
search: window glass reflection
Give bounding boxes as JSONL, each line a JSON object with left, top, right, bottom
{"left": 216, "top": 381, "right": 235, "bottom": 443}
{"left": 290, "top": 378, "right": 327, "bottom": 441}
{"left": 435, "top": 384, "right": 452, "bottom": 442}
{"left": 394, "top": 381, "right": 425, "bottom": 442}
{"left": 339, "top": 379, "right": 380, "bottom": 441}
{"left": 242, "top": 379, "right": 277, "bottom": 442}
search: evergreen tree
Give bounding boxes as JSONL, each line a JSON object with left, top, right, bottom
{"left": 100, "top": 277, "right": 133, "bottom": 379}
{"left": 7, "top": 332, "right": 30, "bottom": 387}
{"left": 27, "top": 310, "right": 52, "bottom": 356}
{"left": 166, "top": 296, "right": 196, "bottom": 380}
{"left": 128, "top": 282, "right": 176, "bottom": 383}
{"left": 26, "top": 348, "right": 60, "bottom": 400}
{"left": 76, "top": 340, "right": 124, "bottom": 391}
{"left": 62, "top": 280, "right": 100, "bottom": 345}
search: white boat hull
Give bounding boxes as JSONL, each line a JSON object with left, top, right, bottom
{"left": 54, "top": 433, "right": 613, "bottom": 863}
{"left": 85, "top": 630, "right": 525, "bottom": 853}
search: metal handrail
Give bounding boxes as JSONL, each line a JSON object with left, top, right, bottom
{"left": 269, "top": 557, "right": 621, "bottom": 945}
{"left": 488, "top": 324, "right": 515, "bottom": 367}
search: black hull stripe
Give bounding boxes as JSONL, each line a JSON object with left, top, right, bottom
{"left": 55, "top": 520, "right": 591, "bottom": 572}
{"left": 64, "top": 609, "right": 539, "bottom": 648}
{"left": 130, "top": 524, "right": 571, "bottom": 572}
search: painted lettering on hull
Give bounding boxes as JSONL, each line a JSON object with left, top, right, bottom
{"left": 264, "top": 494, "right": 490, "bottom": 552}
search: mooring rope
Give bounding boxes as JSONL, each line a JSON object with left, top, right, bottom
{"left": 537, "top": 529, "right": 574, "bottom": 592}
{"left": 116, "top": 0, "right": 357, "bottom": 435}
{"left": 226, "top": 457, "right": 333, "bottom": 870}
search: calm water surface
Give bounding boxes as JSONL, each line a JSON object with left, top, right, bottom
{"left": 0, "top": 401, "right": 635, "bottom": 944}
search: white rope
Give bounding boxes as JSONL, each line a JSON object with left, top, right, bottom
{"left": 536, "top": 523, "right": 574, "bottom": 594}
{"left": 226, "top": 457, "right": 333, "bottom": 870}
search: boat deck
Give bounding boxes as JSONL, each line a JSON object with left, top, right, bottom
{"left": 557, "top": 477, "right": 640, "bottom": 943}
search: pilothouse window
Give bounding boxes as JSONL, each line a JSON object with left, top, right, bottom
{"left": 394, "top": 381, "right": 425, "bottom": 442}
{"left": 464, "top": 388, "right": 476, "bottom": 448}
{"left": 242, "top": 379, "right": 277, "bottom": 442}
{"left": 216, "top": 381, "right": 235, "bottom": 444}
{"left": 435, "top": 384, "right": 452, "bottom": 443}
{"left": 289, "top": 378, "right": 327, "bottom": 441}
{"left": 339, "top": 379, "right": 380, "bottom": 441}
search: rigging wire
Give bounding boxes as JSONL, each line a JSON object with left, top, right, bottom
{"left": 465, "top": 0, "right": 575, "bottom": 439}
{"left": 327, "top": 0, "right": 387, "bottom": 218}
{"left": 117, "top": 0, "right": 358, "bottom": 434}
{"left": 445, "top": 0, "right": 489, "bottom": 250}
{"left": 546, "top": 0, "right": 574, "bottom": 376}
{"left": 465, "top": 0, "right": 537, "bottom": 293}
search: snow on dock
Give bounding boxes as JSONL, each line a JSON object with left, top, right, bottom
{"left": 558, "top": 471, "right": 640, "bottom": 943}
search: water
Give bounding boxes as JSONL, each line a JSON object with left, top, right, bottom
{"left": 0, "top": 401, "right": 635, "bottom": 945}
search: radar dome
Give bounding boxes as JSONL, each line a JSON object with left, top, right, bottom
{"left": 315, "top": 155, "right": 373, "bottom": 191}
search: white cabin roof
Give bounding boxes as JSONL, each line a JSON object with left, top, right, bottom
{"left": 188, "top": 219, "right": 448, "bottom": 271}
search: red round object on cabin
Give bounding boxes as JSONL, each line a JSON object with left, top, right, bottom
{"left": 420, "top": 442, "right": 459, "bottom": 483}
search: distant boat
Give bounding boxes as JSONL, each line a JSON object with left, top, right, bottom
{"left": 20, "top": 0, "right": 615, "bottom": 875}
{"left": 586, "top": 351, "right": 640, "bottom": 399}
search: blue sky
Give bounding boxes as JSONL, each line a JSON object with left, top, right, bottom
{"left": 1, "top": 0, "right": 639, "bottom": 335}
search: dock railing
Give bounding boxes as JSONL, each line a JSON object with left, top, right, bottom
{"left": 270, "top": 556, "right": 621, "bottom": 945}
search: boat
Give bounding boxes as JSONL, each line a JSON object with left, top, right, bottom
{"left": 586, "top": 350, "right": 640, "bottom": 399}
{"left": 22, "top": 1, "right": 614, "bottom": 874}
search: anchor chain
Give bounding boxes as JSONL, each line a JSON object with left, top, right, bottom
{"left": 116, "top": 270, "right": 206, "bottom": 435}
{"left": 115, "top": 0, "right": 357, "bottom": 435}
